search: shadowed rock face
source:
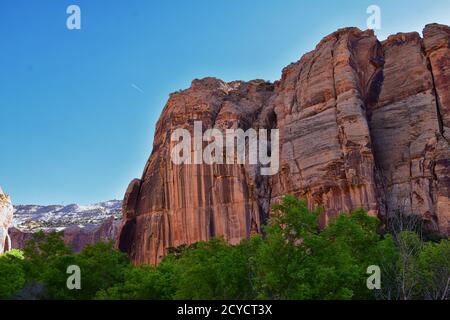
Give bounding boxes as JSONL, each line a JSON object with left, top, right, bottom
{"left": 119, "top": 24, "right": 450, "bottom": 265}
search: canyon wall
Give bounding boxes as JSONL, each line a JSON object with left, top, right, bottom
{"left": 119, "top": 24, "right": 450, "bottom": 265}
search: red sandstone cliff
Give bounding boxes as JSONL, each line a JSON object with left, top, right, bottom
{"left": 118, "top": 24, "right": 450, "bottom": 265}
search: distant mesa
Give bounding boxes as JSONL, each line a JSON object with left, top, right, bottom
{"left": 6, "top": 198, "right": 122, "bottom": 252}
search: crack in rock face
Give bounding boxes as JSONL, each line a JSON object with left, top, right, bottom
{"left": 116, "top": 24, "right": 450, "bottom": 265}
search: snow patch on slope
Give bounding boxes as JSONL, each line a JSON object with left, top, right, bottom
{"left": 13, "top": 200, "right": 122, "bottom": 231}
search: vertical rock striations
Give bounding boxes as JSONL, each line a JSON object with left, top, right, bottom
{"left": 119, "top": 24, "right": 450, "bottom": 264}
{"left": 368, "top": 30, "right": 445, "bottom": 231}
{"left": 423, "top": 24, "right": 450, "bottom": 233}
{"left": 118, "top": 79, "right": 275, "bottom": 264}
{"left": 270, "top": 28, "right": 380, "bottom": 227}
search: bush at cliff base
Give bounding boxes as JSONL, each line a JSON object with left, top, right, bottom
{"left": 0, "top": 249, "right": 25, "bottom": 299}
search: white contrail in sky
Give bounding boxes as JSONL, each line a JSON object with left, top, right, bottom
{"left": 131, "top": 83, "right": 145, "bottom": 94}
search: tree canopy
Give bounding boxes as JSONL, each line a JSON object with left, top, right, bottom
{"left": 1, "top": 195, "right": 448, "bottom": 300}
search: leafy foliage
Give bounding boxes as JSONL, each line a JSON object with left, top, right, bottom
{"left": 1, "top": 195, "right": 448, "bottom": 300}
{"left": 254, "top": 198, "right": 383, "bottom": 299}
{"left": 0, "top": 250, "right": 26, "bottom": 299}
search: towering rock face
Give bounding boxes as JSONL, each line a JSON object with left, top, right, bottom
{"left": 369, "top": 28, "right": 450, "bottom": 233}
{"left": 423, "top": 24, "right": 450, "bottom": 233}
{"left": 270, "top": 28, "right": 380, "bottom": 227}
{"left": 118, "top": 79, "right": 275, "bottom": 264}
{"left": 0, "top": 187, "right": 14, "bottom": 254}
{"left": 119, "top": 24, "right": 450, "bottom": 265}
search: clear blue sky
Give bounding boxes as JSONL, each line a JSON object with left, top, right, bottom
{"left": 1, "top": 0, "right": 450, "bottom": 205}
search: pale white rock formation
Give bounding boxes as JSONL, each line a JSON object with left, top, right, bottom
{"left": 0, "top": 187, "right": 14, "bottom": 254}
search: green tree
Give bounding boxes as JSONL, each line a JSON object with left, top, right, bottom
{"left": 21, "top": 231, "right": 74, "bottom": 299}
{"left": 96, "top": 263, "right": 175, "bottom": 300}
{"left": 0, "top": 250, "right": 26, "bottom": 299}
{"left": 21, "top": 233, "right": 130, "bottom": 300}
{"left": 169, "top": 237, "right": 260, "bottom": 299}
{"left": 417, "top": 239, "right": 450, "bottom": 300}
{"left": 254, "top": 196, "right": 383, "bottom": 300}
{"left": 23, "top": 231, "right": 72, "bottom": 283}
{"left": 253, "top": 196, "right": 320, "bottom": 299}
{"left": 376, "top": 232, "right": 450, "bottom": 300}
{"left": 68, "top": 241, "right": 130, "bottom": 300}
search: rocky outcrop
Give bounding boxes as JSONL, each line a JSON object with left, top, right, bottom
{"left": 8, "top": 228, "right": 33, "bottom": 250}
{"left": 0, "top": 187, "right": 13, "bottom": 254}
{"left": 63, "top": 217, "right": 121, "bottom": 252}
{"left": 119, "top": 24, "right": 450, "bottom": 265}
{"left": 9, "top": 217, "right": 121, "bottom": 252}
